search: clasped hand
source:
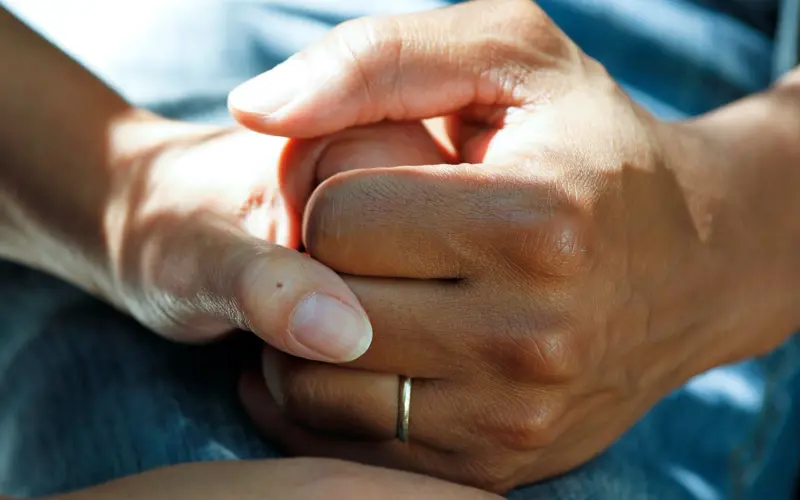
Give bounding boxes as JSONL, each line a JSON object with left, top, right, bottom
{"left": 100, "top": 0, "right": 787, "bottom": 494}
{"left": 225, "top": 0, "right": 777, "bottom": 493}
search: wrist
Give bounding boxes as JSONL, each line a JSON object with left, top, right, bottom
{"left": 99, "top": 114, "right": 230, "bottom": 307}
{"left": 0, "top": 108, "right": 215, "bottom": 308}
{"left": 664, "top": 93, "right": 800, "bottom": 365}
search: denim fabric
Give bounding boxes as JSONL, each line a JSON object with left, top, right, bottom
{"left": 1, "top": 1, "right": 798, "bottom": 499}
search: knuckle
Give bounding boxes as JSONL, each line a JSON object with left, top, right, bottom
{"left": 526, "top": 213, "right": 594, "bottom": 278}
{"left": 484, "top": 0, "right": 546, "bottom": 28}
{"left": 507, "top": 171, "right": 597, "bottom": 278}
{"left": 485, "top": 398, "right": 565, "bottom": 451}
{"left": 480, "top": 0, "right": 575, "bottom": 67}
{"left": 328, "top": 17, "right": 402, "bottom": 121}
{"left": 480, "top": 175, "right": 595, "bottom": 280}
{"left": 479, "top": 293, "right": 586, "bottom": 384}
{"left": 328, "top": 17, "right": 378, "bottom": 65}
{"left": 515, "top": 330, "right": 582, "bottom": 383}
{"left": 486, "top": 310, "right": 582, "bottom": 383}
{"left": 332, "top": 16, "right": 389, "bottom": 52}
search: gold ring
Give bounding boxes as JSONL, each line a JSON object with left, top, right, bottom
{"left": 397, "top": 376, "right": 411, "bottom": 442}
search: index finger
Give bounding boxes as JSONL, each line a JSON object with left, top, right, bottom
{"left": 304, "top": 163, "right": 506, "bottom": 280}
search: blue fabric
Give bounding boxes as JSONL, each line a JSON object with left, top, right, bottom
{"left": 1, "top": 1, "right": 798, "bottom": 499}
{"left": 776, "top": 0, "right": 800, "bottom": 75}
{"left": 538, "top": 0, "right": 775, "bottom": 119}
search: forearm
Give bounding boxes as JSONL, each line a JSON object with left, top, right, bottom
{"left": 0, "top": 7, "right": 202, "bottom": 303}
{"left": 673, "top": 66, "right": 800, "bottom": 359}
{"left": 0, "top": 5, "right": 132, "bottom": 297}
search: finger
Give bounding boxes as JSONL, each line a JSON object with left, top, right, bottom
{"left": 303, "top": 162, "right": 542, "bottom": 279}
{"left": 278, "top": 121, "right": 451, "bottom": 232}
{"left": 260, "top": 348, "right": 466, "bottom": 450}
{"left": 303, "top": 163, "right": 478, "bottom": 279}
{"left": 240, "top": 371, "right": 516, "bottom": 494}
{"left": 260, "top": 347, "right": 538, "bottom": 455}
{"left": 334, "top": 276, "right": 478, "bottom": 378}
{"left": 339, "top": 275, "right": 577, "bottom": 386}
{"left": 266, "top": 349, "right": 402, "bottom": 441}
{"left": 228, "top": 0, "right": 557, "bottom": 137}
{"left": 151, "top": 216, "right": 372, "bottom": 363}
{"left": 239, "top": 371, "right": 470, "bottom": 484}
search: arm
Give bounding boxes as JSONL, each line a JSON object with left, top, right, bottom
{"left": 0, "top": 6, "right": 381, "bottom": 361}
{"left": 671, "top": 66, "right": 800, "bottom": 361}
{"left": 0, "top": 5, "right": 169, "bottom": 303}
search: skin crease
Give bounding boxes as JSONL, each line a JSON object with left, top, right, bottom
{"left": 230, "top": 0, "right": 800, "bottom": 494}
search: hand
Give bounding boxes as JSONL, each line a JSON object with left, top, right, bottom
{"left": 230, "top": 0, "right": 797, "bottom": 492}
{"left": 0, "top": 5, "right": 451, "bottom": 363}
{"left": 106, "top": 117, "right": 446, "bottom": 362}
{"left": 45, "top": 458, "right": 499, "bottom": 500}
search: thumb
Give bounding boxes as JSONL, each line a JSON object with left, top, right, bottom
{"left": 228, "top": 0, "right": 545, "bottom": 138}
{"left": 234, "top": 240, "right": 373, "bottom": 363}
{"left": 150, "top": 217, "right": 372, "bottom": 363}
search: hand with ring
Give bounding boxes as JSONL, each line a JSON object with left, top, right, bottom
{"left": 232, "top": 0, "right": 800, "bottom": 494}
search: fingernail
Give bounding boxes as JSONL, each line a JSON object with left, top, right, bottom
{"left": 289, "top": 293, "right": 372, "bottom": 362}
{"left": 228, "top": 57, "right": 308, "bottom": 116}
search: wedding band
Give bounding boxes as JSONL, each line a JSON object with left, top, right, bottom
{"left": 396, "top": 376, "right": 412, "bottom": 443}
